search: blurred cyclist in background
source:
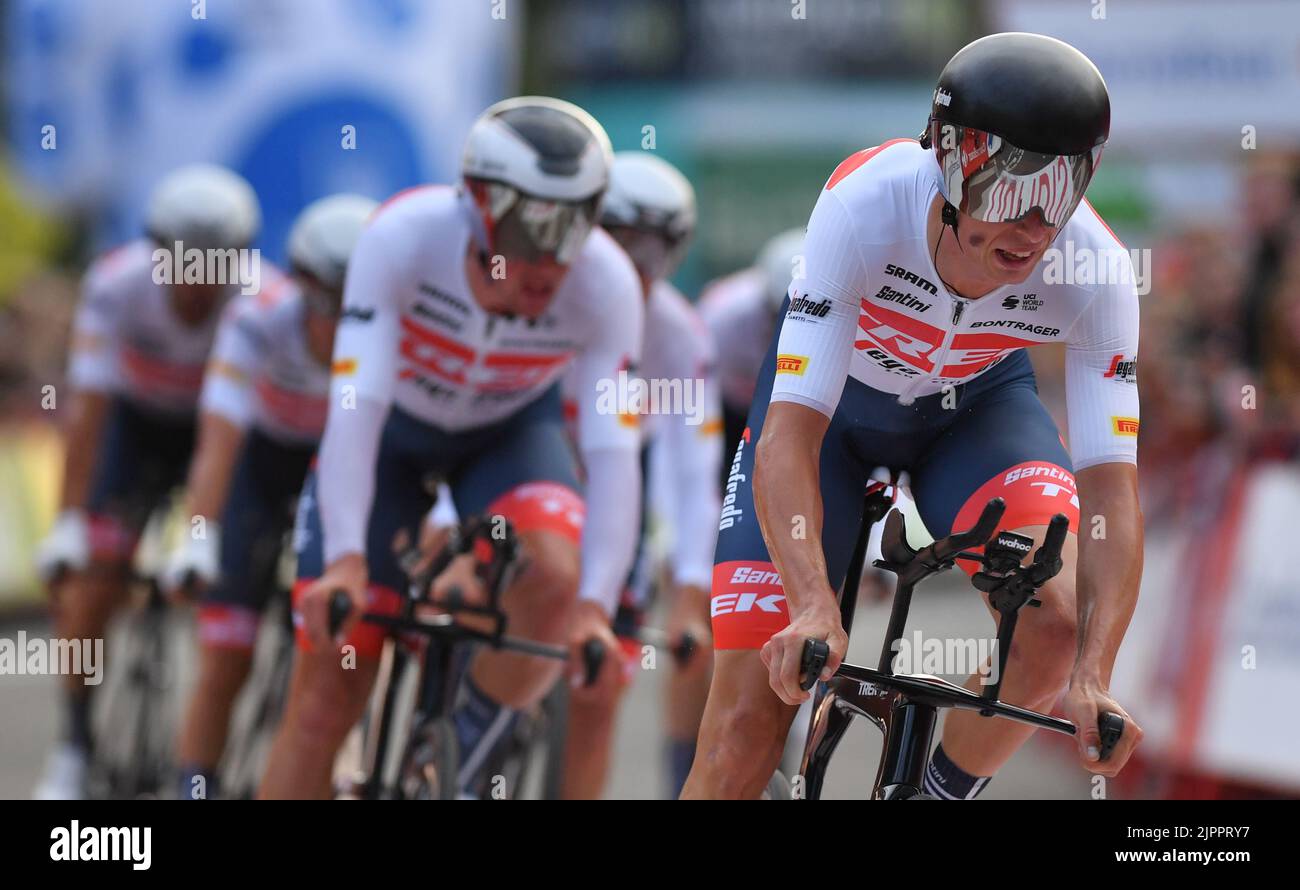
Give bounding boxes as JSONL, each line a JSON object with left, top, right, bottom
{"left": 162, "top": 194, "right": 377, "bottom": 800}
{"left": 260, "top": 98, "right": 645, "bottom": 799}
{"left": 561, "top": 152, "right": 722, "bottom": 799}
{"left": 700, "top": 228, "right": 803, "bottom": 476}
{"left": 32, "top": 164, "right": 264, "bottom": 799}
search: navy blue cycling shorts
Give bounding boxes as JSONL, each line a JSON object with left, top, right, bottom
{"left": 198, "top": 429, "right": 314, "bottom": 650}
{"left": 86, "top": 397, "right": 197, "bottom": 562}
{"left": 712, "top": 314, "right": 1079, "bottom": 650}
{"left": 292, "top": 385, "right": 583, "bottom": 657}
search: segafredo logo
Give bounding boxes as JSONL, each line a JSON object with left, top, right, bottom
{"left": 719, "top": 435, "right": 747, "bottom": 530}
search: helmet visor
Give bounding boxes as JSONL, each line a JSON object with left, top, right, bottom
{"left": 604, "top": 224, "right": 685, "bottom": 283}
{"left": 483, "top": 182, "right": 599, "bottom": 264}
{"left": 929, "top": 120, "right": 1103, "bottom": 229}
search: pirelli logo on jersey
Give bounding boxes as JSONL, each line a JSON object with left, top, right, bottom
{"left": 1112, "top": 416, "right": 1140, "bottom": 437}
{"left": 331, "top": 358, "right": 358, "bottom": 376}
{"left": 776, "top": 354, "right": 808, "bottom": 376}
{"left": 207, "top": 360, "right": 247, "bottom": 383}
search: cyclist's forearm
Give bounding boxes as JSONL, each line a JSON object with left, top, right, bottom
{"left": 183, "top": 411, "right": 246, "bottom": 521}
{"left": 1074, "top": 466, "right": 1144, "bottom": 682}
{"left": 753, "top": 411, "right": 835, "bottom": 612}
{"left": 58, "top": 389, "right": 110, "bottom": 511}
{"left": 576, "top": 446, "right": 641, "bottom": 614}
{"left": 318, "top": 396, "right": 386, "bottom": 563}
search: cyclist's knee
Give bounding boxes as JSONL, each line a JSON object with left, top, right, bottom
{"left": 693, "top": 654, "right": 789, "bottom": 794}
{"left": 287, "top": 657, "right": 373, "bottom": 747}
{"left": 514, "top": 530, "right": 580, "bottom": 614}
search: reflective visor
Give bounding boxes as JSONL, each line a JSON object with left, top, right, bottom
{"left": 604, "top": 225, "right": 683, "bottom": 283}
{"left": 930, "top": 120, "right": 1103, "bottom": 229}
{"left": 482, "top": 182, "right": 599, "bottom": 264}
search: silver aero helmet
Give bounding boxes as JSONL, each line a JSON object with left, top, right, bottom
{"left": 288, "top": 193, "right": 379, "bottom": 315}
{"left": 757, "top": 228, "right": 805, "bottom": 315}
{"left": 599, "top": 151, "right": 697, "bottom": 284}
{"left": 461, "top": 96, "right": 613, "bottom": 265}
{"left": 146, "top": 164, "right": 261, "bottom": 250}
{"left": 922, "top": 32, "right": 1110, "bottom": 230}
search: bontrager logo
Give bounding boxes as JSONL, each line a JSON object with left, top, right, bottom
{"left": 711, "top": 592, "right": 785, "bottom": 617}
{"left": 883, "top": 263, "right": 939, "bottom": 295}
{"left": 787, "top": 294, "right": 832, "bottom": 318}
{"left": 49, "top": 821, "right": 151, "bottom": 870}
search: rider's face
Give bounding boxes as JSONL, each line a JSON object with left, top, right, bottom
{"left": 958, "top": 209, "right": 1056, "bottom": 286}
{"left": 168, "top": 282, "right": 228, "bottom": 326}
{"left": 490, "top": 253, "right": 571, "bottom": 318}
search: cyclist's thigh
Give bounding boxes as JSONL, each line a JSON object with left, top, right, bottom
{"left": 909, "top": 365, "right": 1080, "bottom": 560}
{"left": 292, "top": 411, "right": 435, "bottom": 657}
{"left": 711, "top": 336, "right": 871, "bottom": 651}
{"left": 450, "top": 387, "right": 584, "bottom": 545}
{"left": 87, "top": 397, "right": 196, "bottom": 562}
{"left": 203, "top": 432, "right": 312, "bottom": 650}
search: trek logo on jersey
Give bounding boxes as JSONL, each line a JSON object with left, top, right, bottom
{"left": 1001, "top": 293, "right": 1042, "bottom": 312}
{"left": 872, "top": 284, "right": 932, "bottom": 313}
{"left": 711, "top": 591, "right": 786, "bottom": 617}
{"left": 786, "top": 294, "right": 832, "bottom": 319}
{"left": 776, "top": 354, "right": 809, "bottom": 375}
{"left": 883, "top": 263, "right": 939, "bottom": 296}
{"left": 1103, "top": 354, "right": 1138, "bottom": 384}
{"left": 1112, "top": 416, "right": 1140, "bottom": 436}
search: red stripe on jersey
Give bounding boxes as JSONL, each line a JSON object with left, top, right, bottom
{"left": 372, "top": 184, "right": 451, "bottom": 222}
{"left": 254, "top": 378, "right": 327, "bottom": 435}
{"left": 120, "top": 345, "right": 206, "bottom": 392}
{"left": 1082, "top": 197, "right": 1125, "bottom": 249}
{"left": 825, "top": 139, "right": 914, "bottom": 191}
{"left": 856, "top": 300, "right": 944, "bottom": 372}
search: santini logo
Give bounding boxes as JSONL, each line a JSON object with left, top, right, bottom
{"left": 50, "top": 821, "right": 151, "bottom": 870}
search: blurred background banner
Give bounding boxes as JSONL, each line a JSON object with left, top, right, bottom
{"left": 5, "top": 0, "right": 518, "bottom": 261}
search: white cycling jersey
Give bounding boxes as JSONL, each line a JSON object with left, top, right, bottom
{"left": 68, "top": 239, "right": 249, "bottom": 415}
{"left": 320, "top": 185, "right": 645, "bottom": 611}
{"left": 698, "top": 268, "right": 775, "bottom": 414}
{"left": 772, "top": 140, "right": 1139, "bottom": 470}
{"left": 564, "top": 280, "right": 724, "bottom": 590}
{"left": 200, "top": 282, "right": 330, "bottom": 445}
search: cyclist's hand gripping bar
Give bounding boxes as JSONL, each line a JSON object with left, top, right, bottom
{"left": 799, "top": 639, "right": 830, "bottom": 691}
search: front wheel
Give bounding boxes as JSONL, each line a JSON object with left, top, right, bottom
{"left": 399, "top": 717, "right": 460, "bottom": 800}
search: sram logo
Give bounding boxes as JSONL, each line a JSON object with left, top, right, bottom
{"left": 711, "top": 592, "right": 786, "bottom": 617}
